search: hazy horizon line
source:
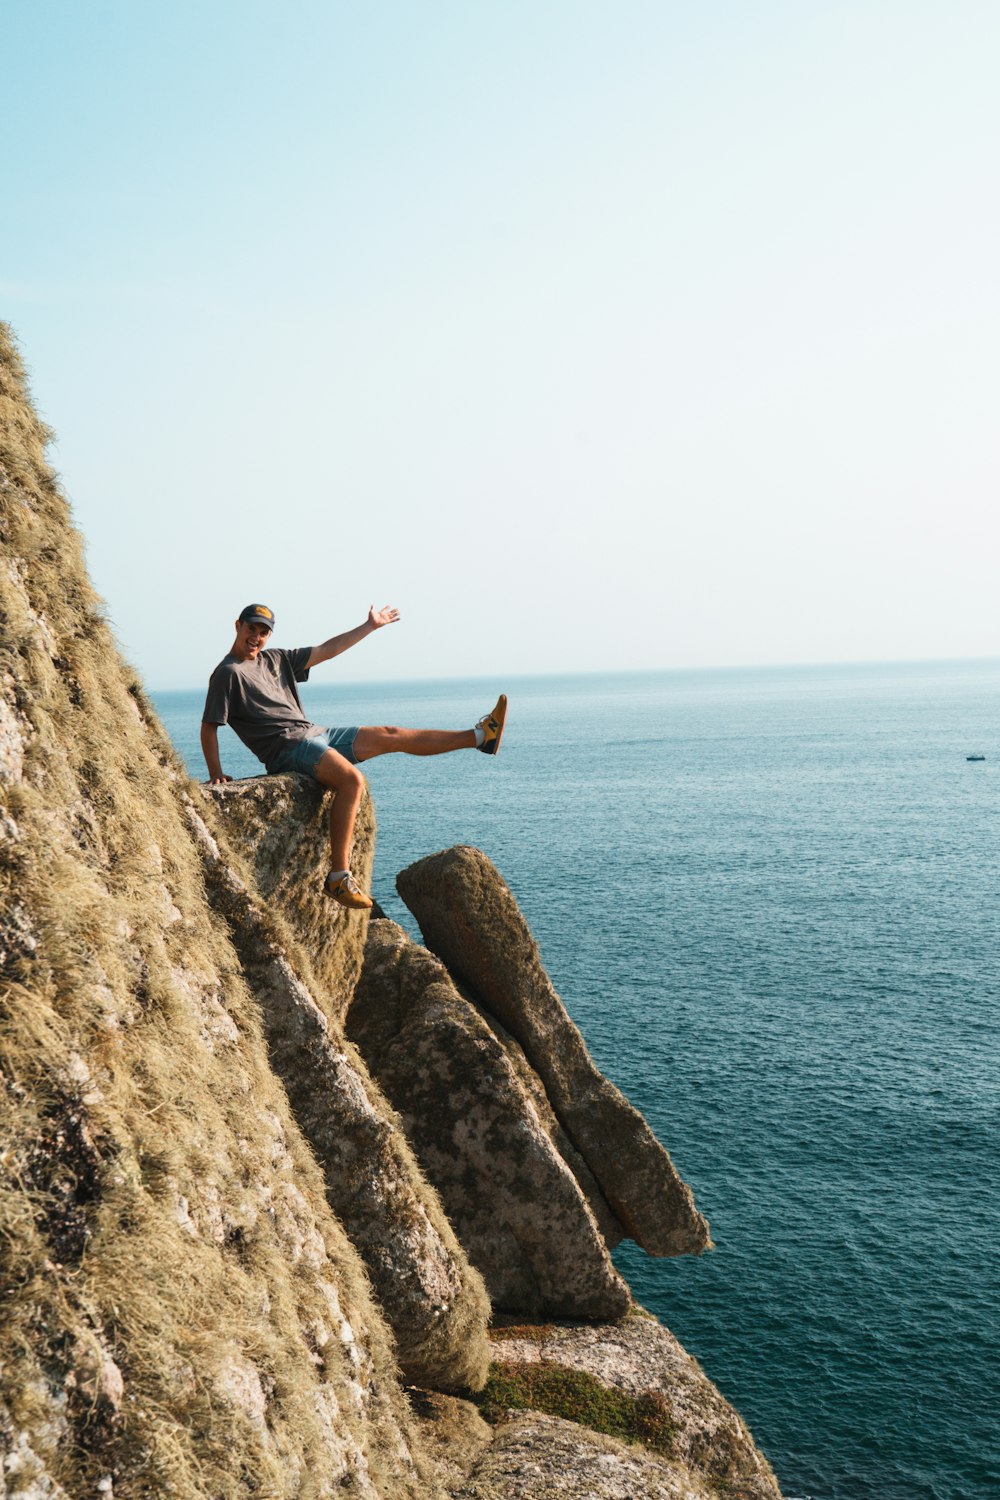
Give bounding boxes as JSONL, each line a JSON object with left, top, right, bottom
{"left": 148, "top": 652, "right": 1000, "bottom": 697}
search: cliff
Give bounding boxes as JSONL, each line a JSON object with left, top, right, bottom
{"left": 0, "top": 324, "right": 781, "bottom": 1499}
{"left": 0, "top": 326, "right": 450, "bottom": 1498}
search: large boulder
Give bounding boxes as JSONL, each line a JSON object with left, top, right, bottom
{"left": 348, "top": 920, "right": 631, "bottom": 1319}
{"left": 190, "top": 803, "right": 491, "bottom": 1392}
{"left": 209, "top": 774, "right": 375, "bottom": 1026}
{"left": 397, "top": 847, "right": 711, "bottom": 1258}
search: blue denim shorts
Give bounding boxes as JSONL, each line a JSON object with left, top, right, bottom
{"left": 269, "top": 726, "right": 361, "bottom": 779}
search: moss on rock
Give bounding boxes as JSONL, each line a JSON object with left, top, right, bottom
{"left": 476, "top": 1361, "right": 678, "bottom": 1457}
{"left": 488, "top": 1319, "right": 782, "bottom": 1500}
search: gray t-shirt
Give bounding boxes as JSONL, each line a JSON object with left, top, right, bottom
{"left": 202, "top": 646, "right": 322, "bottom": 771}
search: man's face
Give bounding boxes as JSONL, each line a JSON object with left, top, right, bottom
{"left": 234, "top": 618, "right": 272, "bottom": 661}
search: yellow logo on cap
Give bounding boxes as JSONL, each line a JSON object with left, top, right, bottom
{"left": 256, "top": 606, "right": 273, "bottom": 619}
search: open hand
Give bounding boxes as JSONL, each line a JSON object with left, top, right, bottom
{"left": 369, "top": 604, "right": 401, "bottom": 629}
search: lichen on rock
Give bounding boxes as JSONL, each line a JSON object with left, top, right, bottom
{"left": 454, "top": 1409, "right": 715, "bottom": 1500}
{"left": 207, "top": 774, "right": 375, "bottom": 1027}
{"left": 488, "top": 1317, "right": 782, "bottom": 1499}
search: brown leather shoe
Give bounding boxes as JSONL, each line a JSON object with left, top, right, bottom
{"left": 476, "top": 694, "right": 508, "bottom": 755}
{"left": 324, "top": 871, "right": 373, "bottom": 910}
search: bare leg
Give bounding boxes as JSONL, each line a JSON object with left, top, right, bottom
{"left": 353, "top": 725, "right": 476, "bottom": 762}
{"left": 312, "top": 747, "right": 366, "bottom": 871}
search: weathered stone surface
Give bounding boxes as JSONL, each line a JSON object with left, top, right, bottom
{"left": 65, "top": 1335, "right": 125, "bottom": 1415}
{"left": 482, "top": 1007, "right": 625, "bottom": 1249}
{"left": 190, "top": 806, "right": 491, "bottom": 1393}
{"left": 348, "top": 920, "right": 631, "bottom": 1319}
{"left": 0, "top": 673, "right": 29, "bottom": 783}
{"left": 208, "top": 774, "right": 375, "bottom": 1026}
{"left": 453, "top": 1410, "right": 713, "bottom": 1500}
{"left": 489, "top": 1317, "right": 782, "bottom": 1499}
{"left": 397, "top": 847, "right": 711, "bottom": 1258}
{"left": 0, "top": 1390, "right": 73, "bottom": 1500}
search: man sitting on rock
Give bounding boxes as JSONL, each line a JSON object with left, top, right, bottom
{"left": 201, "top": 603, "right": 507, "bottom": 910}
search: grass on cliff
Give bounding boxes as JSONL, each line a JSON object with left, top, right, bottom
{"left": 488, "top": 1322, "right": 778, "bottom": 1499}
{"left": 474, "top": 1360, "right": 678, "bottom": 1458}
{"left": 0, "top": 323, "right": 430, "bottom": 1499}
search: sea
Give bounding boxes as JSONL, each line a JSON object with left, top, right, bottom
{"left": 155, "top": 659, "right": 999, "bottom": 1500}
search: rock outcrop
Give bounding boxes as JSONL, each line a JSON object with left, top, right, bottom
{"left": 208, "top": 774, "right": 374, "bottom": 1026}
{"left": 348, "top": 919, "right": 631, "bottom": 1319}
{"left": 454, "top": 1411, "right": 716, "bottom": 1500}
{"left": 189, "top": 798, "right": 491, "bottom": 1392}
{"left": 396, "top": 846, "right": 712, "bottom": 1258}
{"left": 486, "top": 1318, "right": 781, "bottom": 1500}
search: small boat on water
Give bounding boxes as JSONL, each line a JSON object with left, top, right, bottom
{"left": 966, "top": 754, "right": 986, "bottom": 762}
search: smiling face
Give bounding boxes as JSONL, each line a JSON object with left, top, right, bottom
{"left": 232, "top": 618, "right": 273, "bottom": 662}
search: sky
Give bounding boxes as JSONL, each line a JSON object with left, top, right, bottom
{"left": 4, "top": 0, "right": 998, "bottom": 690}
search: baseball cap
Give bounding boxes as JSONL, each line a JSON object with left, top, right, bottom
{"left": 239, "top": 603, "right": 275, "bottom": 631}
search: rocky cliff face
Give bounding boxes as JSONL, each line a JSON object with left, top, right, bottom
{"left": 0, "top": 324, "right": 781, "bottom": 1499}
{"left": 0, "top": 327, "right": 434, "bottom": 1498}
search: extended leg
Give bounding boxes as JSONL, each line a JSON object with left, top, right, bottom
{"left": 354, "top": 696, "right": 507, "bottom": 762}
{"left": 353, "top": 725, "right": 475, "bottom": 760}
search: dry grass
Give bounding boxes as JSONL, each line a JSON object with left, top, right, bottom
{"left": 0, "top": 324, "right": 435, "bottom": 1498}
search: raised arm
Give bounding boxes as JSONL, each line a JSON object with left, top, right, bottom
{"left": 200, "top": 722, "right": 232, "bottom": 785}
{"left": 306, "top": 604, "right": 400, "bottom": 669}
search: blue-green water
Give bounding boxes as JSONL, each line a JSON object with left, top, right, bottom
{"left": 156, "top": 659, "right": 1000, "bottom": 1500}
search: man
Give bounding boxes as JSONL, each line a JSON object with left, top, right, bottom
{"left": 201, "top": 603, "right": 506, "bottom": 910}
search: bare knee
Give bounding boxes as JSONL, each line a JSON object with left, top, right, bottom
{"left": 353, "top": 725, "right": 402, "bottom": 761}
